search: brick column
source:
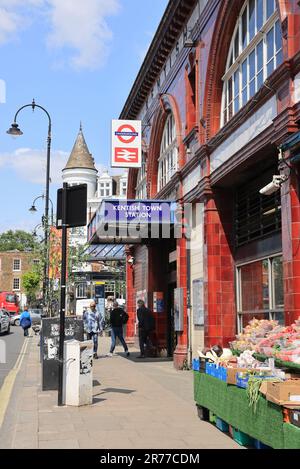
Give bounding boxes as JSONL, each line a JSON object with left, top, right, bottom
{"left": 282, "top": 172, "right": 300, "bottom": 325}
{"left": 204, "top": 192, "right": 236, "bottom": 347}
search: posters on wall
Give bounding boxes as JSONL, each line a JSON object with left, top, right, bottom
{"left": 174, "top": 288, "right": 184, "bottom": 332}
{"left": 153, "top": 292, "right": 164, "bottom": 313}
{"left": 193, "top": 279, "right": 204, "bottom": 326}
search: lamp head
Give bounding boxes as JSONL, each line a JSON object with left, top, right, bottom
{"left": 6, "top": 122, "right": 23, "bottom": 137}
{"left": 29, "top": 205, "right": 37, "bottom": 213}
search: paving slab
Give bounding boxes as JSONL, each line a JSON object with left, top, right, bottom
{"left": 0, "top": 336, "right": 240, "bottom": 449}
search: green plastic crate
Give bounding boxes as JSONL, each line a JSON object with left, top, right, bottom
{"left": 209, "top": 410, "right": 216, "bottom": 424}
{"left": 232, "top": 428, "right": 254, "bottom": 447}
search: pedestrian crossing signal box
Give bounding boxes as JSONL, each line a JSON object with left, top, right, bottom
{"left": 56, "top": 184, "right": 87, "bottom": 229}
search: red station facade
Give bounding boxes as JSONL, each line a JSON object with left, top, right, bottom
{"left": 88, "top": 0, "right": 300, "bottom": 369}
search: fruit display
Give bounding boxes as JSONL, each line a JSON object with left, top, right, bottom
{"left": 231, "top": 318, "right": 300, "bottom": 364}
{"left": 231, "top": 319, "right": 278, "bottom": 352}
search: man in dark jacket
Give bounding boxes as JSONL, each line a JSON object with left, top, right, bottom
{"left": 107, "top": 301, "right": 130, "bottom": 357}
{"left": 137, "top": 299, "right": 155, "bottom": 358}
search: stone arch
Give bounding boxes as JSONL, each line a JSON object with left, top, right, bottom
{"left": 203, "top": 0, "right": 287, "bottom": 141}
{"left": 147, "top": 93, "right": 184, "bottom": 198}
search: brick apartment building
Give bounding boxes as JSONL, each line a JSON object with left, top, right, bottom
{"left": 0, "top": 250, "right": 39, "bottom": 306}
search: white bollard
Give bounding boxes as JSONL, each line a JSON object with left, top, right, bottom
{"left": 63, "top": 340, "right": 93, "bottom": 406}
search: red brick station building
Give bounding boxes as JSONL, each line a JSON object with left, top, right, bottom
{"left": 88, "top": 0, "right": 300, "bottom": 368}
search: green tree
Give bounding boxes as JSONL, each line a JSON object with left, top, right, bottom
{"left": 0, "top": 230, "right": 38, "bottom": 252}
{"left": 22, "top": 270, "right": 41, "bottom": 306}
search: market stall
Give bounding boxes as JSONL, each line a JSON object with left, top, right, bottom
{"left": 193, "top": 319, "right": 300, "bottom": 449}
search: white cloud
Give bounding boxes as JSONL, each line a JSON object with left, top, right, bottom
{"left": 0, "top": 0, "right": 43, "bottom": 44}
{"left": 0, "top": 147, "right": 126, "bottom": 184}
{"left": 46, "top": 0, "right": 121, "bottom": 70}
{"left": 0, "top": 0, "right": 121, "bottom": 69}
{"left": 0, "top": 147, "right": 69, "bottom": 184}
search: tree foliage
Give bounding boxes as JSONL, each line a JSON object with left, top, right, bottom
{"left": 22, "top": 270, "right": 41, "bottom": 306}
{"left": 0, "top": 230, "right": 38, "bottom": 252}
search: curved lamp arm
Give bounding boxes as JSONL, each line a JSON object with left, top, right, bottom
{"left": 13, "top": 99, "right": 51, "bottom": 130}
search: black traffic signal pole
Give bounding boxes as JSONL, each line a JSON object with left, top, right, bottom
{"left": 58, "top": 183, "right": 68, "bottom": 406}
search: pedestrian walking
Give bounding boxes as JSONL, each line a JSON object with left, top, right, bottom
{"left": 83, "top": 300, "right": 101, "bottom": 359}
{"left": 136, "top": 299, "right": 155, "bottom": 358}
{"left": 107, "top": 301, "right": 130, "bottom": 357}
{"left": 20, "top": 306, "right": 32, "bottom": 337}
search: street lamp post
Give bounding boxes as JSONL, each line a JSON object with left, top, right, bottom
{"left": 32, "top": 222, "right": 44, "bottom": 238}
{"left": 29, "top": 194, "right": 54, "bottom": 226}
{"left": 7, "top": 99, "right": 52, "bottom": 314}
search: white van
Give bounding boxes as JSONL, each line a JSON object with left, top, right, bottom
{"left": 76, "top": 299, "right": 92, "bottom": 317}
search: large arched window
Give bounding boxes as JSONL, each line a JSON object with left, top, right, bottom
{"left": 158, "top": 113, "right": 178, "bottom": 191}
{"left": 221, "top": 0, "right": 283, "bottom": 126}
{"left": 136, "top": 152, "right": 147, "bottom": 199}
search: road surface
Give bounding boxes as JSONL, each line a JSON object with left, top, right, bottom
{"left": 0, "top": 326, "right": 24, "bottom": 388}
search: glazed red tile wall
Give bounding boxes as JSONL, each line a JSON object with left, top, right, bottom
{"left": 282, "top": 174, "right": 300, "bottom": 324}
{"left": 204, "top": 191, "right": 236, "bottom": 348}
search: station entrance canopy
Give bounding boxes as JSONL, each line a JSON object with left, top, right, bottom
{"left": 85, "top": 244, "right": 125, "bottom": 261}
{"left": 87, "top": 199, "right": 181, "bottom": 245}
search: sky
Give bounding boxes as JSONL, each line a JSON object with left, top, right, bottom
{"left": 0, "top": 0, "right": 168, "bottom": 234}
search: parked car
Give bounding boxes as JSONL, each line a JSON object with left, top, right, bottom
{"left": 29, "top": 309, "right": 45, "bottom": 318}
{"left": 10, "top": 309, "right": 45, "bottom": 327}
{"left": 0, "top": 309, "right": 10, "bottom": 334}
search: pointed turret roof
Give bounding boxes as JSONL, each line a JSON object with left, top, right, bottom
{"left": 64, "top": 124, "right": 97, "bottom": 171}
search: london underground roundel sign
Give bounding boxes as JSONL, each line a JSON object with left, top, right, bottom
{"left": 112, "top": 119, "right": 142, "bottom": 168}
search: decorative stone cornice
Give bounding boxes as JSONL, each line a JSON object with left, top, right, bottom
{"left": 120, "top": 0, "right": 197, "bottom": 120}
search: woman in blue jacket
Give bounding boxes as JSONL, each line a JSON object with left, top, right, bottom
{"left": 20, "top": 306, "right": 32, "bottom": 337}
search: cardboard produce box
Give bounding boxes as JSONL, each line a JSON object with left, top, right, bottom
{"left": 264, "top": 380, "right": 300, "bottom": 407}
{"left": 226, "top": 367, "right": 250, "bottom": 385}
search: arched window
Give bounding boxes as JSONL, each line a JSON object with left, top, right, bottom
{"left": 221, "top": 0, "right": 283, "bottom": 126}
{"left": 158, "top": 113, "right": 178, "bottom": 191}
{"left": 76, "top": 283, "right": 87, "bottom": 299}
{"left": 136, "top": 152, "right": 147, "bottom": 199}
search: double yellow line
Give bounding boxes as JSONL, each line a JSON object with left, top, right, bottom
{"left": 0, "top": 337, "right": 30, "bottom": 428}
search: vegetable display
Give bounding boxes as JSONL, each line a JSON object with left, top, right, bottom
{"left": 231, "top": 318, "right": 300, "bottom": 365}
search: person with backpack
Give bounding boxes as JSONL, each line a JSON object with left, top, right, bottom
{"left": 20, "top": 306, "right": 32, "bottom": 337}
{"left": 136, "top": 299, "right": 155, "bottom": 358}
{"left": 106, "top": 301, "right": 130, "bottom": 357}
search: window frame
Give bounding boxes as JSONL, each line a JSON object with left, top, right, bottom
{"left": 157, "top": 113, "right": 178, "bottom": 191}
{"left": 13, "top": 278, "right": 20, "bottom": 291}
{"left": 105, "top": 281, "right": 115, "bottom": 294}
{"left": 76, "top": 283, "right": 87, "bottom": 299}
{"left": 13, "top": 259, "right": 21, "bottom": 272}
{"left": 221, "top": 0, "right": 283, "bottom": 126}
{"left": 236, "top": 253, "right": 284, "bottom": 332}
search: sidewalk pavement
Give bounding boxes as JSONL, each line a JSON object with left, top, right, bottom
{"left": 0, "top": 335, "right": 240, "bottom": 449}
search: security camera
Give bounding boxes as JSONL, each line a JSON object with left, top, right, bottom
{"left": 127, "top": 256, "right": 135, "bottom": 266}
{"left": 259, "top": 175, "right": 287, "bottom": 196}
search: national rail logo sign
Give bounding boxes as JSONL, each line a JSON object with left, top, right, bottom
{"left": 111, "top": 119, "right": 142, "bottom": 168}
